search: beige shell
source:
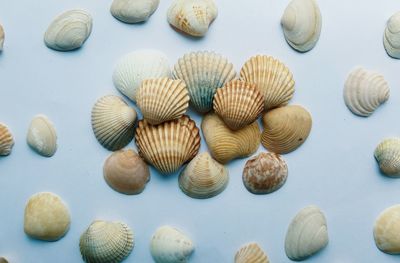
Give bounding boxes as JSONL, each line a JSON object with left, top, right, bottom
{"left": 135, "top": 115, "right": 200, "bottom": 174}
{"left": 0, "top": 24, "right": 4, "bottom": 51}
{"left": 136, "top": 78, "right": 189, "bottom": 125}
{"left": 0, "top": 257, "right": 7, "bottom": 263}
{"left": 202, "top": 113, "right": 260, "bottom": 164}
{"left": 110, "top": 0, "right": 160, "bottom": 24}
{"left": 261, "top": 105, "right": 312, "bottom": 154}
{"left": 213, "top": 80, "right": 264, "bottom": 130}
{"left": 240, "top": 55, "right": 295, "bottom": 110}
{"left": 235, "top": 243, "right": 270, "bottom": 263}
{"left": 374, "top": 138, "right": 400, "bottom": 177}
{"left": 374, "top": 204, "right": 400, "bottom": 254}
{"left": 384, "top": 11, "right": 400, "bottom": 59}
{"left": 91, "top": 95, "right": 137, "bottom": 151}
{"left": 27, "top": 115, "right": 57, "bottom": 157}
{"left": 0, "top": 123, "right": 14, "bottom": 156}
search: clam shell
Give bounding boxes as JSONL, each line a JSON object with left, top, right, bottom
{"left": 285, "top": 205, "right": 328, "bottom": 261}
{"left": 261, "top": 105, "right": 312, "bottom": 154}
{"left": 0, "top": 123, "right": 14, "bottom": 156}
{"left": 374, "top": 138, "right": 400, "bottom": 176}
{"left": 384, "top": 12, "right": 400, "bottom": 59}
{"left": 202, "top": 113, "right": 260, "bottom": 164}
{"left": 91, "top": 95, "right": 137, "bottom": 151}
{"left": 173, "top": 51, "right": 236, "bottom": 113}
{"left": 374, "top": 204, "right": 400, "bottom": 254}
{"left": 240, "top": 55, "right": 295, "bottom": 110}
{"left": 213, "top": 80, "right": 264, "bottom": 130}
{"left": 235, "top": 243, "right": 269, "bottom": 263}
{"left": 0, "top": 257, "right": 7, "bottom": 263}
{"left": 343, "top": 67, "right": 390, "bottom": 117}
{"left": 80, "top": 220, "right": 134, "bottom": 263}
{"left": 26, "top": 115, "right": 57, "bottom": 157}
{"left": 0, "top": 24, "right": 4, "bottom": 51}
{"left": 44, "top": 9, "right": 92, "bottom": 51}
{"left": 136, "top": 78, "right": 189, "bottom": 125}
{"left": 111, "top": 0, "right": 160, "bottom": 23}
{"left": 135, "top": 115, "right": 200, "bottom": 174}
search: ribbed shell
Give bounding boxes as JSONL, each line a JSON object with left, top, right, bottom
{"left": 384, "top": 11, "right": 400, "bottom": 59}
{"left": 26, "top": 115, "right": 57, "bottom": 157}
{"left": 235, "top": 243, "right": 269, "bottom": 263}
{"left": 374, "top": 138, "right": 400, "bottom": 176}
{"left": 374, "top": 204, "right": 400, "bottom": 254}
{"left": 110, "top": 0, "right": 160, "bottom": 24}
{"left": 0, "top": 24, "right": 4, "bottom": 51}
{"left": 0, "top": 123, "right": 14, "bottom": 156}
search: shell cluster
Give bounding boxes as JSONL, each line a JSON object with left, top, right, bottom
{"left": 374, "top": 138, "right": 400, "bottom": 177}
{"left": 26, "top": 115, "right": 57, "bottom": 157}
{"left": 235, "top": 243, "right": 270, "bottom": 263}
{"left": 0, "top": 123, "right": 14, "bottom": 156}
{"left": 384, "top": 11, "right": 400, "bottom": 59}
{"left": 374, "top": 205, "right": 400, "bottom": 254}
{"left": 110, "top": 0, "right": 159, "bottom": 24}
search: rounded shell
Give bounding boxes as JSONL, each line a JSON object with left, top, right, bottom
{"left": 110, "top": 0, "right": 160, "bottom": 23}
{"left": 384, "top": 11, "right": 400, "bottom": 59}
{"left": 26, "top": 115, "right": 57, "bottom": 157}
{"left": 374, "top": 204, "right": 400, "bottom": 254}
{"left": 0, "top": 257, "right": 8, "bottom": 263}
{"left": 0, "top": 24, "right": 4, "bottom": 51}
{"left": 0, "top": 123, "right": 14, "bottom": 156}
{"left": 374, "top": 138, "right": 400, "bottom": 176}
{"left": 235, "top": 243, "right": 269, "bottom": 263}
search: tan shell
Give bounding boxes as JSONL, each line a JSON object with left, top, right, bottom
{"left": 235, "top": 243, "right": 270, "bottom": 263}
{"left": 213, "top": 80, "right": 264, "bottom": 130}
{"left": 0, "top": 24, "right": 4, "bottom": 51}
{"left": 136, "top": 78, "right": 189, "bottom": 125}
{"left": 202, "top": 113, "right": 260, "bottom": 164}
{"left": 261, "top": 105, "right": 312, "bottom": 154}
{"left": 26, "top": 115, "right": 57, "bottom": 157}
{"left": 374, "top": 205, "right": 400, "bottom": 254}
{"left": 0, "top": 257, "right": 8, "bottom": 263}
{"left": 0, "top": 123, "right": 14, "bottom": 156}
{"left": 374, "top": 138, "right": 400, "bottom": 176}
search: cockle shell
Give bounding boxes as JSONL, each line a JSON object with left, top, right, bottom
{"left": 80, "top": 220, "right": 134, "bottom": 263}
{"left": 240, "top": 55, "right": 295, "bottom": 110}
{"left": 27, "top": 115, "right": 57, "bottom": 157}
{"left": 44, "top": 9, "right": 92, "bottom": 51}
{"left": 91, "top": 95, "right": 137, "bottom": 151}
{"left": 110, "top": 0, "right": 160, "bottom": 23}
{"left": 374, "top": 138, "right": 400, "bottom": 176}
{"left": 135, "top": 115, "right": 200, "bottom": 174}
{"left": 150, "top": 225, "right": 194, "bottom": 263}
{"left": 0, "top": 123, "right": 14, "bottom": 156}
{"left": 285, "top": 205, "right": 328, "bottom": 261}
{"left": 384, "top": 12, "right": 400, "bottom": 59}
{"left": 0, "top": 24, "right": 4, "bottom": 51}
{"left": 261, "top": 105, "right": 312, "bottom": 154}
{"left": 136, "top": 78, "right": 189, "bottom": 125}
{"left": 235, "top": 243, "right": 270, "bottom": 263}
{"left": 343, "top": 68, "right": 390, "bottom": 117}
{"left": 213, "top": 80, "right": 264, "bottom": 130}
{"left": 202, "top": 113, "right": 260, "bottom": 164}
{"left": 374, "top": 204, "right": 400, "bottom": 254}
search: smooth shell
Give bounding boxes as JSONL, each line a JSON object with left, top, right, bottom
{"left": 27, "top": 115, "right": 57, "bottom": 157}
{"left": 0, "top": 123, "right": 14, "bottom": 156}
{"left": 374, "top": 204, "right": 400, "bottom": 254}
{"left": 0, "top": 24, "right": 4, "bottom": 51}
{"left": 374, "top": 138, "right": 400, "bottom": 176}
{"left": 384, "top": 11, "right": 400, "bottom": 59}
{"left": 110, "top": 0, "right": 160, "bottom": 23}
{"left": 235, "top": 243, "right": 269, "bottom": 263}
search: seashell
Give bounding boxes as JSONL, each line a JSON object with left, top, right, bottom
{"left": 374, "top": 204, "right": 400, "bottom": 254}
{"left": 0, "top": 123, "right": 14, "bottom": 156}
{"left": 0, "top": 24, "right": 4, "bottom": 51}
{"left": 179, "top": 152, "right": 229, "bottom": 199}
{"left": 44, "top": 9, "right": 92, "bottom": 51}
{"left": 374, "top": 138, "right": 400, "bottom": 177}
{"left": 113, "top": 50, "right": 171, "bottom": 102}
{"left": 213, "top": 80, "right": 264, "bottom": 130}
{"left": 80, "top": 220, "right": 134, "bottom": 263}
{"left": 240, "top": 55, "right": 295, "bottom": 110}
{"left": 202, "top": 113, "right": 260, "bottom": 164}
{"left": 285, "top": 205, "right": 328, "bottom": 261}
{"left": 242, "top": 152, "right": 288, "bottom": 194}
{"left": 91, "top": 95, "right": 137, "bottom": 151}
{"left": 384, "top": 12, "right": 400, "bottom": 59}
{"left": 135, "top": 115, "right": 200, "bottom": 174}
{"left": 173, "top": 51, "right": 236, "bottom": 113}
{"left": 281, "top": 0, "right": 322, "bottom": 52}
{"left": 150, "top": 225, "right": 194, "bottom": 263}
{"left": 110, "top": 0, "right": 160, "bottom": 24}
{"left": 261, "top": 105, "right": 312, "bottom": 154}
{"left": 136, "top": 78, "right": 189, "bottom": 125}
{"left": 26, "top": 115, "right": 57, "bottom": 157}
{"left": 0, "top": 257, "right": 7, "bottom": 263}
{"left": 24, "top": 192, "right": 70, "bottom": 241}
{"left": 167, "top": 0, "right": 217, "bottom": 37}
{"left": 343, "top": 67, "right": 390, "bottom": 117}
{"left": 234, "top": 243, "right": 270, "bottom": 263}
{"left": 103, "top": 149, "right": 150, "bottom": 195}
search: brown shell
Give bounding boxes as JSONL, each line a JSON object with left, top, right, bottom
{"left": 0, "top": 123, "right": 14, "bottom": 156}
{"left": 235, "top": 243, "right": 270, "bottom": 263}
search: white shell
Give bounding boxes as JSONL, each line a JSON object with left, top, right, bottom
{"left": 27, "top": 115, "right": 57, "bottom": 157}
{"left": 374, "top": 138, "right": 400, "bottom": 176}
{"left": 235, "top": 243, "right": 270, "bottom": 263}
{"left": 0, "top": 24, "right": 4, "bottom": 51}
{"left": 110, "top": 0, "right": 160, "bottom": 23}
{"left": 384, "top": 12, "right": 400, "bottom": 59}
{"left": 374, "top": 204, "right": 400, "bottom": 254}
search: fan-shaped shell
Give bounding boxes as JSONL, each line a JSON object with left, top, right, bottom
{"left": 235, "top": 243, "right": 269, "bottom": 263}
{"left": 384, "top": 12, "right": 400, "bottom": 59}
{"left": 0, "top": 24, "right": 4, "bottom": 51}
{"left": 374, "top": 204, "right": 400, "bottom": 254}
{"left": 173, "top": 51, "right": 236, "bottom": 113}
{"left": 110, "top": 0, "right": 159, "bottom": 23}
{"left": 27, "top": 115, "right": 57, "bottom": 157}
{"left": 374, "top": 138, "right": 400, "bottom": 176}
{"left": 0, "top": 123, "right": 14, "bottom": 156}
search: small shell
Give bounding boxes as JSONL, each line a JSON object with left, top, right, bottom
{"left": 343, "top": 68, "right": 390, "bottom": 117}
{"left": 285, "top": 205, "right": 329, "bottom": 261}
{"left": 0, "top": 123, "right": 14, "bottom": 156}
{"left": 110, "top": 0, "right": 160, "bottom": 23}
{"left": 26, "top": 115, "right": 57, "bottom": 157}
{"left": 240, "top": 55, "right": 295, "bottom": 110}
{"left": 374, "top": 204, "right": 400, "bottom": 254}
{"left": 202, "top": 113, "right": 260, "bottom": 164}
{"left": 173, "top": 51, "right": 236, "bottom": 113}
{"left": 0, "top": 24, "right": 4, "bottom": 51}
{"left": 80, "top": 220, "right": 134, "bottom": 263}
{"left": 44, "top": 9, "right": 92, "bottom": 51}
{"left": 136, "top": 78, "right": 189, "bottom": 125}
{"left": 213, "top": 80, "right": 264, "bottom": 130}
{"left": 384, "top": 12, "right": 400, "bottom": 59}
{"left": 234, "top": 243, "right": 270, "bottom": 263}
{"left": 261, "top": 105, "right": 312, "bottom": 154}
{"left": 0, "top": 257, "right": 8, "bottom": 263}
{"left": 374, "top": 138, "right": 400, "bottom": 176}
{"left": 91, "top": 95, "right": 137, "bottom": 151}
{"left": 150, "top": 225, "right": 194, "bottom": 263}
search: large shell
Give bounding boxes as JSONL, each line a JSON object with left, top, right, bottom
{"left": 173, "top": 51, "right": 236, "bottom": 113}
{"left": 285, "top": 205, "right": 329, "bottom": 261}
{"left": 91, "top": 95, "right": 137, "bottom": 151}
{"left": 44, "top": 9, "right": 92, "bottom": 51}
{"left": 110, "top": 0, "right": 160, "bottom": 23}
{"left": 26, "top": 115, "right": 57, "bottom": 157}
{"left": 343, "top": 68, "right": 390, "bottom": 117}
{"left": 0, "top": 123, "right": 14, "bottom": 156}
{"left": 384, "top": 12, "right": 400, "bottom": 59}
{"left": 136, "top": 78, "right": 189, "bottom": 125}
{"left": 213, "top": 80, "right": 264, "bottom": 130}
{"left": 374, "top": 204, "right": 400, "bottom": 254}
{"left": 0, "top": 24, "right": 4, "bottom": 51}
{"left": 234, "top": 243, "right": 270, "bottom": 263}
{"left": 281, "top": 0, "right": 322, "bottom": 52}
{"left": 240, "top": 55, "right": 295, "bottom": 110}
{"left": 150, "top": 225, "right": 194, "bottom": 263}
{"left": 0, "top": 257, "right": 7, "bottom": 263}
{"left": 80, "top": 220, "right": 134, "bottom": 263}
{"left": 202, "top": 113, "right": 260, "bottom": 164}
{"left": 135, "top": 115, "right": 200, "bottom": 174}
{"left": 374, "top": 138, "right": 400, "bottom": 176}
{"left": 261, "top": 105, "right": 312, "bottom": 154}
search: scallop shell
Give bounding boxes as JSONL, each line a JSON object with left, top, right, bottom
{"left": 0, "top": 123, "right": 14, "bottom": 156}
{"left": 135, "top": 115, "right": 200, "bottom": 174}
{"left": 374, "top": 204, "right": 400, "bottom": 254}
{"left": 44, "top": 9, "right": 92, "bottom": 51}
{"left": 91, "top": 95, "right": 137, "bottom": 151}
{"left": 113, "top": 50, "right": 171, "bottom": 102}
{"left": 343, "top": 67, "right": 390, "bottom": 117}
{"left": 374, "top": 138, "right": 400, "bottom": 177}
{"left": 285, "top": 205, "right": 328, "bottom": 261}
{"left": 261, "top": 105, "right": 312, "bottom": 154}
{"left": 202, "top": 113, "right": 260, "bottom": 164}
{"left": 384, "top": 12, "right": 400, "bottom": 59}
{"left": 136, "top": 78, "right": 189, "bottom": 125}
{"left": 240, "top": 55, "right": 295, "bottom": 110}
{"left": 235, "top": 243, "right": 270, "bottom": 263}
{"left": 179, "top": 152, "right": 229, "bottom": 199}
{"left": 173, "top": 51, "right": 236, "bottom": 113}
{"left": 150, "top": 225, "right": 194, "bottom": 263}
{"left": 80, "top": 220, "right": 134, "bottom": 263}
{"left": 26, "top": 115, "right": 57, "bottom": 157}
{"left": 213, "top": 80, "right": 264, "bottom": 130}
{"left": 110, "top": 0, "right": 160, "bottom": 23}
{"left": 281, "top": 0, "right": 322, "bottom": 52}
{"left": 0, "top": 24, "right": 4, "bottom": 51}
